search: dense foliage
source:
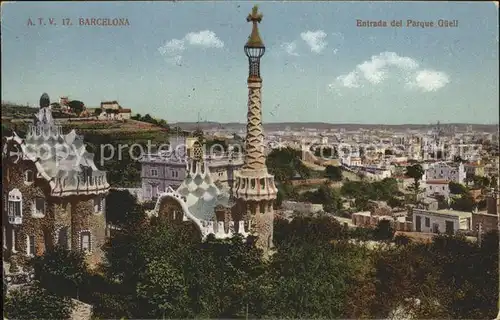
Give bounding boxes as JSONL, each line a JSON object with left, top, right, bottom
{"left": 6, "top": 208, "right": 498, "bottom": 319}
{"left": 266, "top": 147, "right": 311, "bottom": 181}
{"left": 131, "top": 113, "right": 170, "bottom": 129}
{"left": 4, "top": 283, "right": 74, "bottom": 320}
{"left": 106, "top": 189, "right": 146, "bottom": 227}
{"left": 31, "top": 246, "right": 88, "bottom": 299}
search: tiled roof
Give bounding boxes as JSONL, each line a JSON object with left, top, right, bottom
{"left": 6, "top": 107, "right": 109, "bottom": 197}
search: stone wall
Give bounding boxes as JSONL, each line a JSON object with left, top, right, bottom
{"left": 3, "top": 160, "right": 54, "bottom": 266}
{"left": 281, "top": 201, "right": 323, "bottom": 214}
{"left": 290, "top": 178, "right": 329, "bottom": 187}
{"left": 70, "top": 299, "right": 93, "bottom": 320}
{"left": 472, "top": 212, "right": 498, "bottom": 234}
{"left": 70, "top": 196, "right": 106, "bottom": 267}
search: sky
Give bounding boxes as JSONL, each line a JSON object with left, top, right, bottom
{"left": 1, "top": 1, "right": 499, "bottom": 124}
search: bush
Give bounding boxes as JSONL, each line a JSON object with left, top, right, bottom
{"left": 4, "top": 283, "right": 74, "bottom": 320}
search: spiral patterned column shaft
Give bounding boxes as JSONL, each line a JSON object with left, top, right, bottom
{"left": 244, "top": 80, "right": 266, "bottom": 170}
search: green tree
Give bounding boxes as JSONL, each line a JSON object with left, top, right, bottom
{"left": 450, "top": 193, "right": 475, "bottom": 212}
{"left": 136, "top": 259, "right": 190, "bottom": 319}
{"left": 142, "top": 113, "right": 153, "bottom": 123}
{"left": 373, "top": 220, "right": 395, "bottom": 241}
{"left": 405, "top": 164, "right": 425, "bottom": 203}
{"left": 324, "top": 165, "right": 342, "bottom": 181}
{"left": 106, "top": 189, "right": 146, "bottom": 227}
{"left": 449, "top": 181, "right": 468, "bottom": 195}
{"left": 4, "top": 283, "right": 74, "bottom": 320}
{"left": 31, "top": 246, "right": 88, "bottom": 299}
{"left": 387, "top": 197, "right": 403, "bottom": 208}
{"left": 472, "top": 175, "right": 490, "bottom": 189}
{"left": 266, "top": 147, "right": 311, "bottom": 182}
{"left": 67, "top": 100, "right": 85, "bottom": 114}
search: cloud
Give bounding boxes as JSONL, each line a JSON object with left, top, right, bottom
{"left": 337, "top": 72, "right": 360, "bottom": 88}
{"left": 330, "top": 52, "right": 449, "bottom": 92}
{"left": 412, "top": 70, "right": 450, "bottom": 92}
{"left": 184, "top": 30, "right": 224, "bottom": 48}
{"left": 281, "top": 41, "right": 299, "bottom": 56}
{"left": 300, "top": 30, "right": 327, "bottom": 54}
{"left": 158, "top": 30, "right": 224, "bottom": 64}
{"left": 159, "top": 38, "right": 185, "bottom": 56}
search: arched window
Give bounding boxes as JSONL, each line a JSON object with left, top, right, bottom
{"left": 94, "top": 196, "right": 105, "bottom": 214}
{"left": 32, "top": 197, "right": 46, "bottom": 217}
{"left": 80, "top": 231, "right": 91, "bottom": 253}
{"left": 24, "top": 170, "right": 34, "bottom": 184}
{"left": 57, "top": 227, "right": 69, "bottom": 249}
{"left": 26, "top": 234, "right": 35, "bottom": 256}
{"left": 259, "top": 202, "right": 266, "bottom": 214}
{"left": 8, "top": 189, "right": 22, "bottom": 219}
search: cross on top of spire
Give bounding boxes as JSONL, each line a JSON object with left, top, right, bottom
{"left": 247, "top": 5, "right": 263, "bottom": 23}
{"left": 245, "top": 5, "right": 264, "bottom": 48}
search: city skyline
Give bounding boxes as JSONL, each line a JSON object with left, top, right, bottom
{"left": 1, "top": 1, "right": 499, "bottom": 124}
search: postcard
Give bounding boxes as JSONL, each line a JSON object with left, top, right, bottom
{"left": 1, "top": 1, "right": 499, "bottom": 320}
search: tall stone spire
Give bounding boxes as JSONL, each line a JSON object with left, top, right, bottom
{"left": 234, "top": 5, "right": 278, "bottom": 252}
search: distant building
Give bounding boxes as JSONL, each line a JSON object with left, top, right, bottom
{"left": 463, "top": 162, "right": 485, "bottom": 177}
{"left": 59, "top": 96, "right": 70, "bottom": 106}
{"left": 423, "top": 161, "right": 466, "bottom": 184}
{"left": 100, "top": 100, "right": 121, "bottom": 110}
{"left": 412, "top": 208, "right": 471, "bottom": 234}
{"left": 471, "top": 190, "right": 499, "bottom": 234}
{"left": 139, "top": 136, "right": 244, "bottom": 202}
{"left": 424, "top": 179, "right": 451, "bottom": 200}
{"left": 98, "top": 101, "right": 132, "bottom": 120}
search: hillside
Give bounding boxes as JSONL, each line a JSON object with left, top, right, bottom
{"left": 1, "top": 103, "right": 39, "bottom": 119}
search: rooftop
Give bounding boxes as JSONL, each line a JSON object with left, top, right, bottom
{"left": 414, "top": 208, "right": 472, "bottom": 218}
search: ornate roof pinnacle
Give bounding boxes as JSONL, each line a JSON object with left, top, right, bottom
{"left": 246, "top": 5, "right": 264, "bottom": 48}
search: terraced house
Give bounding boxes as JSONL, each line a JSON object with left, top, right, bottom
{"left": 2, "top": 93, "right": 110, "bottom": 272}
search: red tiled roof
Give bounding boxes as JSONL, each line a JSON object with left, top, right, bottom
{"left": 118, "top": 108, "right": 131, "bottom": 113}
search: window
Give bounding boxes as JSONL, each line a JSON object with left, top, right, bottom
{"left": 80, "top": 231, "right": 91, "bottom": 253}
{"left": 57, "top": 227, "right": 69, "bottom": 249}
{"left": 94, "top": 196, "right": 104, "bottom": 213}
{"left": 33, "top": 198, "right": 46, "bottom": 217}
{"left": 11, "top": 229, "right": 17, "bottom": 253}
{"left": 26, "top": 235, "right": 35, "bottom": 256}
{"left": 3, "top": 226, "right": 6, "bottom": 249}
{"left": 146, "top": 185, "right": 152, "bottom": 199}
{"left": 8, "top": 189, "right": 22, "bottom": 218}
{"left": 151, "top": 168, "right": 158, "bottom": 177}
{"left": 445, "top": 220, "right": 454, "bottom": 235}
{"left": 425, "top": 217, "right": 430, "bottom": 227}
{"left": 259, "top": 202, "right": 266, "bottom": 214}
{"left": 24, "top": 170, "right": 34, "bottom": 184}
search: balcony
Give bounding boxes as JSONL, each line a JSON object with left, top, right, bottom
{"left": 8, "top": 216, "right": 22, "bottom": 225}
